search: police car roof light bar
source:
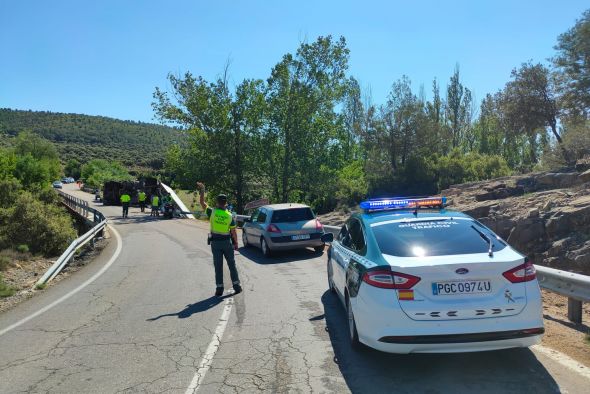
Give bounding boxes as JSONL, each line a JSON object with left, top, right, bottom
{"left": 360, "top": 197, "right": 447, "bottom": 212}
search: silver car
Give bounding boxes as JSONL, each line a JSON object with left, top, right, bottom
{"left": 242, "top": 203, "right": 326, "bottom": 256}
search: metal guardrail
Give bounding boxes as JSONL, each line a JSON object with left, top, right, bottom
{"left": 323, "top": 225, "right": 340, "bottom": 236}
{"left": 535, "top": 265, "right": 590, "bottom": 324}
{"left": 35, "top": 191, "right": 107, "bottom": 288}
{"left": 58, "top": 190, "right": 106, "bottom": 224}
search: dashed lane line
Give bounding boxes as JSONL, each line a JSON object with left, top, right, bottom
{"left": 532, "top": 344, "right": 590, "bottom": 381}
{"left": 185, "top": 292, "right": 234, "bottom": 393}
{"left": 0, "top": 225, "right": 123, "bottom": 337}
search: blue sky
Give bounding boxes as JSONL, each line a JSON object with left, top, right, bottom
{"left": 0, "top": 1, "right": 587, "bottom": 123}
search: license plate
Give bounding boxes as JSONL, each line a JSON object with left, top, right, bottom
{"left": 432, "top": 280, "right": 492, "bottom": 295}
{"left": 291, "top": 234, "right": 311, "bottom": 241}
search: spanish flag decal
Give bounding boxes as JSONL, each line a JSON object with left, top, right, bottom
{"left": 398, "top": 290, "right": 414, "bottom": 301}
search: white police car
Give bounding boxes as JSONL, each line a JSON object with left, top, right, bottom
{"left": 327, "top": 197, "right": 544, "bottom": 353}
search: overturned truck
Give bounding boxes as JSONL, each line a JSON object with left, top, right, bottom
{"left": 102, "top": 177, "right": 160, "bottom": 206}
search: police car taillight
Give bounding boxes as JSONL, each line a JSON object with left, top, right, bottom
{"left": 362, "top": 270, "right": 421, "bottom": 289}
{"left": 502, "top": 259, "right": 536, "bottom": 283}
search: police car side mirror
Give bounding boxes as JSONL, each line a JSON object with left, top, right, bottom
{"left": 321, "top": 233, "right": 334, "bottom": 243}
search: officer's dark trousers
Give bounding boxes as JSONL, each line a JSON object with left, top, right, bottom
{"left": 139, "top": 201, "right": 145, "bottom": 212}
{"left": 211, "top": 239, "right": 240, "bottom": 289}
{"left": 122, "top": 202, "right": 129, "bottom": 217}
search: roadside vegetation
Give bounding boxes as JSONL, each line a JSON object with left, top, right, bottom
{"left": 0, "top": 133, "right": 77, "bottom": 256}
{"left": 155, "top": 9, "right": 590, "bottom": 214}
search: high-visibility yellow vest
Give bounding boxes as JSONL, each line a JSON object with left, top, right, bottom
{"left": 209, "top": 208, "right": 234, "bottom": 235}
{"left": 151, "top": 196, "right": 159, "bottom": 206}
{"left": 138, "top": 192, "right": 146, "bottom": 202}
{"left": 120, "top": 194, "right": 131, "bottom": 203}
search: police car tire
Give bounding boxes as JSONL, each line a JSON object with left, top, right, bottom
{"left": 261, "top": 238, "right": 272, "bottom": 257}
{"left": 346, "top": 294, "right": 361, "bottom": 349}
{"left": 327, "top": 259, "right": 336, "bottom": 293}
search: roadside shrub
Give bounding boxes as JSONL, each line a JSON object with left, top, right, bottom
{"left": 16, "top": 244, "right": 29, "bottom": 253}
{"left": 36, "top": 186, "right": 60, "bottom": 205}
{"left": 0, "top": 274, "right": 15, "bottom": 297}
{"left": 0, "top": 256, "right": 10, "bottom": 271}
{"left": 0, "top": 178, "right": 22, "bottom": 209}
{"left": 434, "top": 149, "right": 511, "bottom": 190}
{"left": 0, "top": 192, "right": 77, "bottom": 256}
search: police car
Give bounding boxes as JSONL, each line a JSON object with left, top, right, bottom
{"left": 327, "top": 197, "right": 544, "bottom": 353}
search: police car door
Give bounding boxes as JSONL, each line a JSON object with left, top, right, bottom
{"left": 332, "top": 221, "right": 352, "bottom": 292}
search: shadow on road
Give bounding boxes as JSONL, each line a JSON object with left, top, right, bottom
{"left": 543, "top": 313, "right": 590, "bottom": 334}
{"left": 320, "top": 291, "right": 560, "bottom": 394}
{"left": 108, "top": 215, "right": 172, "bottom": 225}
{"left": 238, "top": 246, "right": 323, "bottom": 265}
{"left": 146, "top": 294, "right": 233, "bottom": 321}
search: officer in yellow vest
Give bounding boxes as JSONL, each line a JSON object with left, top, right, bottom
{"left": 120, "top": 191, "right": 131, "bottom": 218}
{"left": 197, "top": 182, "right": 241, "bottom": 296}
{"left": 150, "top": 194, "right": 160, "bottom": 217}
{"left": 138, "top": 190, "right": 147, "bottom": 213}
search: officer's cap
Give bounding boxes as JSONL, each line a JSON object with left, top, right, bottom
{"left": 216, "top": 194, "right": 228, "bottom": 204}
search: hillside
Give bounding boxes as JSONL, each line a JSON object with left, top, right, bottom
{"left": 0, "top": 108, "right": 184, "bottom": 170}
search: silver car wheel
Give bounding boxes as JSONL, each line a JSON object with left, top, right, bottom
{"left": 242, "top": 230, "right": 249, "bottom": 247}
{"left": 261, "top": 238, "right": 271, "bottom": 257}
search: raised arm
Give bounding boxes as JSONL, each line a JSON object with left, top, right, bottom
{"left": 196, "top": 182, "right": 207, "bottom": 210}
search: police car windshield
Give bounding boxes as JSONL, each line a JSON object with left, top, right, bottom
{"left": 372, "top": 218, "right": 507, "bottom": 257}
{"left": 271, "top": 208, "right": 314, "bottom": 223}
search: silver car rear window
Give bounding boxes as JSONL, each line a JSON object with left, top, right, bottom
{"left": 271, "top": 208, "right": 314, "bottom": 223}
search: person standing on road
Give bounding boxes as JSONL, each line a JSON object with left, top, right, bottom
{"left": 196, "top": 182, "right": 241, "bottom": 296}
{"left": 138, "top": 190, "right": 147, "bottom": 213}
{"left": 150, "top": 193, "right": 160, "bottom": 217}
{"left": 120, "top": 191, "right": 131, "bottom": 218}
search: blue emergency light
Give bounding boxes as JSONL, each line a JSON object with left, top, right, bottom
{"left": 360, "top": 197, "right": 447, "bottom": 212}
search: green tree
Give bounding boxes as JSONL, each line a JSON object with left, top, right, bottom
{"left": 552, "top": 9, "right": 590, "bottom": 119}
{"left": 265, "top": 36, "right": 350, "bottom": 203}
{"left": 153, "top": 71, "right": 267, "bottom": 212}
{"left": 498, "top": 62, "right": 561, "bottom": 166}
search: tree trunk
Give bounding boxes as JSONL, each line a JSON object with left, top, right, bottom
{"left": 233, "top": 116, "right": 244, "bottom": 213}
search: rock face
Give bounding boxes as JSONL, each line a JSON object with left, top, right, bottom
{"left": 443, "top": 170, "right": 590, "bottom": 274}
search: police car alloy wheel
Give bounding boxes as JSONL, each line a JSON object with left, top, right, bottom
{"left": 242, "top": 230, "right": 249, "bottom": 247}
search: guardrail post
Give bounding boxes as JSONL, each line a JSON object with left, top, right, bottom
{"left": 568, "top": 298, "right": 583, "bottom": 324}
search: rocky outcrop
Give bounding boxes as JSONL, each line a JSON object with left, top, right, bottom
{"left": 443, "top": 170, "right": 590, "bottom": 274}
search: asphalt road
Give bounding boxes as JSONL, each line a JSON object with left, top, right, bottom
{"left": 0, "top": 184, "right": 588, "bottom": 393}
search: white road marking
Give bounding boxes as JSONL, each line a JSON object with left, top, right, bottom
{"left": 0, "top": 225, "right": 123, "bottom": 337}
{"left": 185, "top": 293, "right": 234, "bottom": 393}
{"left": 532, "top": 345, "right": 590, "bottom": 380}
